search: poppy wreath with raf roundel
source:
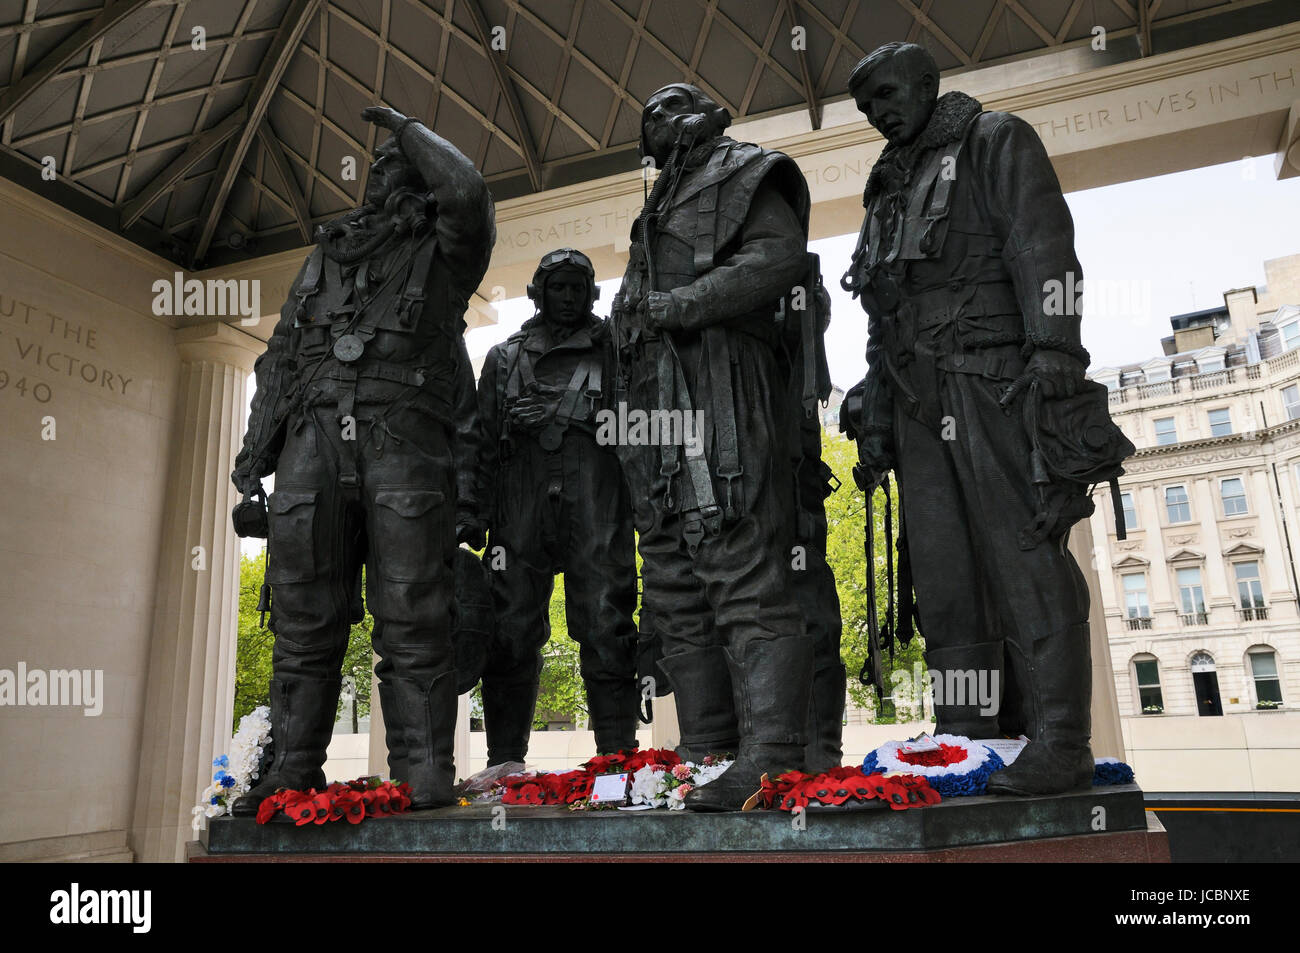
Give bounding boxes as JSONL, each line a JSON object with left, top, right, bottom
{"left": 862, "top": 734, "right": 1007, "bottom": 798}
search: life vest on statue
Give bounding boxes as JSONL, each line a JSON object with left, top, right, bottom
{"left": 639, "top": 138, "right": 810, "bottom": 298}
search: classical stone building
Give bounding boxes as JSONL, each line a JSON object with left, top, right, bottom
{"left": 1089, "top": 254, "right": 1300, "bottom": 790}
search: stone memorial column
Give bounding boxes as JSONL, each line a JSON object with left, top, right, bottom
{"left": 1069, "top": 520, "right": 1126, "bottom": 761}
{"left": 130, "top": 322, "right": 261, "bottom": 862}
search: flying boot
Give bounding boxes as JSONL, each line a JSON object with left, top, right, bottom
{"left": 685, "top": 636, "right": 813, "bottom": 812}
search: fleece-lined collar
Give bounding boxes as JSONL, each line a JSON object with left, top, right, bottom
{"left": 862, "top": 91, "right": 983, "bottom": 208}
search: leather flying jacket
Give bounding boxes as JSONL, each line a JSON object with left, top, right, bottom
{"left": 851, "top": 92, "right": 1088, "bottom": 380}
{"left": 615, "top": 135, "right": 811, "bottom": 345}
{"left": 233, "top": 121, "right": 495, "bottom": 497}
{"left": 468, "top": 312, "right": 619, "bottom": 525}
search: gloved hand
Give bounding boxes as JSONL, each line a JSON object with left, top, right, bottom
{"left": 644, "top": 291, "right": 685, "bottom": 331}
{"left": 856, "top": 432, "right": 894, "bottom": 488}
{"left": 508, "top": 394, "right": 548, "bottom": 430}
{"left": 840, "top": 378, "right": 867, "bottom": 441}
{"left": 1026, "top": 349, "right": 1086, "bottom": 399}
{"left": 231, "top": 467, "right": 258, "bottom": 496}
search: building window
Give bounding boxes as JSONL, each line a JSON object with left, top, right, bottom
{"left": 1154, "top": 417, "right": 1177, "bottom": 445}
{"left": 1284, "top": 385, "right": 1300, "bottom": 421}
{"left": 1134, "top": 656, "right": 1163, "bottom": 713}
{"left": 1121, "top": 492, "right": 1138, "bottom": 532}
{"left": 1248, "top": 648, "right": 1283, "bottom": 707}
{"left": 1220, "top": 477, "right": 1248, "bottom": 516}
{"left": 1190, "top": 651, "right": 1224, "bottom": 716}
{"left": 1282, "top": 320, "right": 1300, "bottom": 352}
{"left": 1207, "top": 408, "right": 1232, "bottom": 437}
{"left": 1165, "top": 485, "right": 1191, "bottom": 524}
{"left": 1235, "top": 562, "right": 1267, "bottom": 620}
{"left": 1177, "top": 567, "right": 1207, "bottom": 625}
{"left": 1122, "top": 573, "right": 1150, "bottom": 628}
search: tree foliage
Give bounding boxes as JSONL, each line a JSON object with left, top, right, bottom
{"left": 821, "top": 431, "right": 928, "bottom": 720}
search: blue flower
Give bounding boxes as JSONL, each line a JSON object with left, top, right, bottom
{"left": 214, "top": 770, "right": 229, "bottom": 782}
{"left": 213, "top": 755, "right": 229, "bottom": 768}
{"left": 210, "top": 796, "right": 220, "bottom": 805}
{"left": 219, "top": 775, "right": 236, "bottom": 788}
{"left": 1093, "top": 760, "right": 1135, "bottom": 786}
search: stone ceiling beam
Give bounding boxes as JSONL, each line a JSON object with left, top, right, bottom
{"left": 0, "top": 0, "right": 152, "bottom": 124}
{"left": 462, "top": 0, "right": 543, "bottom": 192}
{"left": 782, "top": 0, "right": 822, "bottom": 129}
{"left": 257, "top": 126, "right": 314, "bottom": 244}
{"left": 193, "top": 0, "right": 325, "bottom": 263}
{"left": 119, "top": 109, "right": 244, "bottom": 229}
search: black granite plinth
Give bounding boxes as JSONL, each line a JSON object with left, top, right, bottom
{"left": 199, "top": 784, "right": 1147, "bottom": 857}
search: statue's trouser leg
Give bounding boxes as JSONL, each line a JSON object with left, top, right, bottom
{"left": 481, "top": 530, "right": 551, "bottom": 766}
{"left": 232, "top": 415, "right": 353, "bottom": 815}
{"left": 670, "top": 502, "right": 811, "bottom": 811}
{"left": 559, "top": 448, "right": 640, "bottom": 755}
{"left": 792, "top": 429, "right": 845, "bottom": 771}
{"left": 891, "top": 394, "right": 1002, "bottom": 737}
{"left": 371, "top": 624, "right": 406, "bottom": 782}
{"left": 794, "top": 550, "right": 845, "bottom": 772}
{"left": 636, "top": 510, "right": 732, "bottom": 760}
{"left": 359, "top": 410, "right": 458, "bottom": 808}
{"left": 895, "top": 353, "right": 1091, "bottom": 788}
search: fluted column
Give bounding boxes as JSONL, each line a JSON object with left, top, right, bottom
{"left": 130, "top": 322, "right": 261, "bottom": 862}
{"left": 1070, "top": 520, "right": 1125, "bottom": 761}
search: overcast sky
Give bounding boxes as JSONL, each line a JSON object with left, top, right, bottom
{"left": 468, "top": 156, "right": 1300, "bottom": 390}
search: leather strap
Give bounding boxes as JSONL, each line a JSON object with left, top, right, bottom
{"left": 323, "top": 362, "right": 427, "bottom": 388}
{"left": 1111, "top": 476, "right": 1127, "bottom": 542}
{"left": 551, "top": 358, "right": 594, "bottom": 431}
{"left": 799, "top": 255, "right": 820, "bottom": 418}
{"left": 397, "top": 234, "right": 440, "bottom": 328}
{"left": 334, "top": 365, "right": 360, "bottom": 488}
{"left": 502, "top": 339, "right": 524, "bottom": 402}
{"left": 655, "top": 339, "right": 681, "bottom": 514}
{"left": 693, "top": 184, "right": 720, "bottom": 275}
{"left": 922, "top": 346, "right": 1019, "bottom": 382}
{"left": 516, "top": 346, "right": 539, "bottom": 394}
{"left": 293, "top": 246, "right": 325, "bottom": 323}
{"left": 705, "top": 326, "right": 743, "bottom": 520}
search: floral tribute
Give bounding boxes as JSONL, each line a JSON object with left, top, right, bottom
{"left": 628, "top": 754, "right": 733, "bottom": 810}
{"left": 861, "top": 734, "right": 1006, "bottom": 798}
{"left": 1092, "top": 757, "right": 1136, "bottom": 786}
{"left": 493, "top": 748, "right": 690, "bottom": 809}
{"left": 755, "top": 766, "right": 941, "bottom": 812}
{"left": 191, "top": 705, "right": 273, "bottom": 832}
{"left": 254, "top": 777, "right": 413, "bottom": 825}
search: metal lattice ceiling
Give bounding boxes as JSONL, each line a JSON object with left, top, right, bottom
{"left": 0, "top": 0, "right": 1290, "bottom": 267}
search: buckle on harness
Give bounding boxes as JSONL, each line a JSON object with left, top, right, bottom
{"left": 397, "top": 291, "right": 425, "bottom": 328}
{"left": 718, "top": 466, "right": 744, "bottom": 521}
{"left": 682, "top": 504, "right": 723, "bottom": 556}
{"left": 660, "top": 459, "right": 681, "bottom": 514}
{"left": 683, "top": 518, "right": 704, "bottom": 556}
